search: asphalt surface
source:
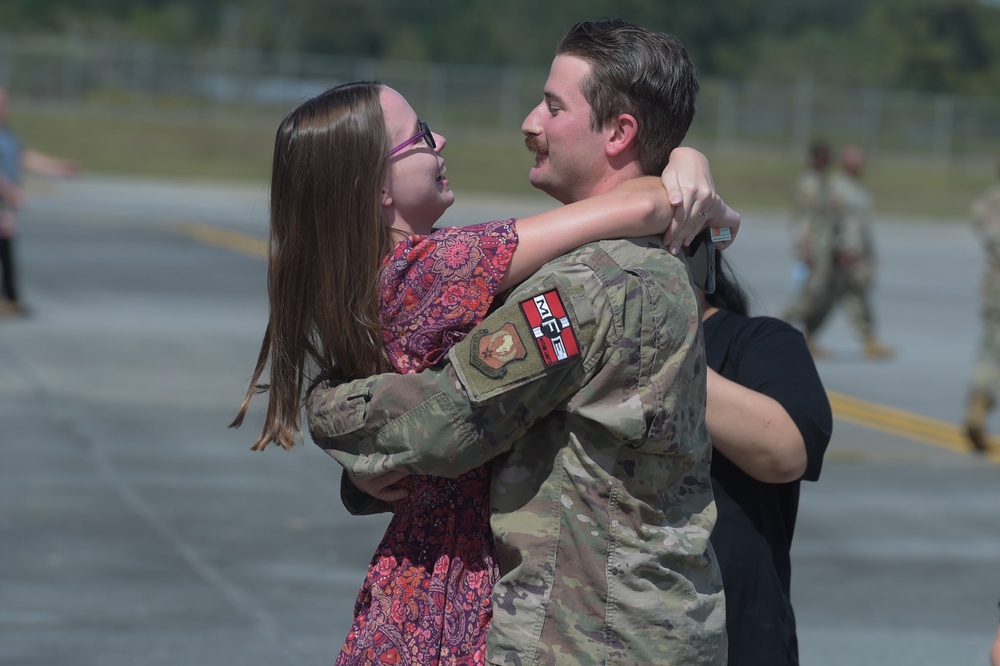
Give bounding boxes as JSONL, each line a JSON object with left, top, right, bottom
{"left": 1, "top": 176, "right": 998, "bottom": 666}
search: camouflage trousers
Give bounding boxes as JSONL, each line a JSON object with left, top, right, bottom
{"left": 784, "top": 256, "right": 874, "bottom": 339}
{"left": 969, "top": 305, "right": 1000, "bottom": 401}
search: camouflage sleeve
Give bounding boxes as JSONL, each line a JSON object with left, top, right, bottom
{"left": 307, "top": 263, "right": 609, "bottom": 479}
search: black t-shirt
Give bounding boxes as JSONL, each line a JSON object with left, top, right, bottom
{"left": 703, "top": 310, "right": 833, "bottom": 666}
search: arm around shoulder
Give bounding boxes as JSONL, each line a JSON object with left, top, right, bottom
{"left": 502, "top": 177, "right": 669, "bottom": 290}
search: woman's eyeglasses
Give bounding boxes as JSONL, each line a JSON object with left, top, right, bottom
{"left": 388, "top": 120, "right": 436, "bottom": 157}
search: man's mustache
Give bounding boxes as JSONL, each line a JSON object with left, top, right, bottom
{"left": 524, "top": 135, "right": 547, "bottom": 154}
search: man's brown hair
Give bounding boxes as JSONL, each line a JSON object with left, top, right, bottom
{"left": 556, "top": 19, "right": 699, "bottom": 176}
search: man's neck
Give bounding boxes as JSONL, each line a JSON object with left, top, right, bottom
{"left": 567, "top": 163, "right": 645, "bottom": 203}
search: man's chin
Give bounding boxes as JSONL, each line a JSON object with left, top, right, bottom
{"left": 527, "top": 167, "right": 547, "bottom": 191}
{"left": 528, "top": 169, "right": 562, "bottom": 200}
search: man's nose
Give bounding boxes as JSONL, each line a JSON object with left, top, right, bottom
{"left": 521, "top": 103, "right": 545, "bottom": 136}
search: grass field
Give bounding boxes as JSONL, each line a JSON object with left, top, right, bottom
{"left": 13, "top": 107, "right": 997, "bottom": 220}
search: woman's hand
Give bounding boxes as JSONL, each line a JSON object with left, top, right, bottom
{"left": 660, "top": 147, "right": 741, "bottom": 253}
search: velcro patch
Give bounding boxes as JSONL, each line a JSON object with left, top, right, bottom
{"left": 710, "top": 226, "right": 732, "bottom": 243}
{"left": 519, "top": 290, "right": 580, "bottom": 366}
{"left": 470, "top": 322, "right": 528, "bottom": 378}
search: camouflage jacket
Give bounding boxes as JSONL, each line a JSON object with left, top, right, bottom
{"left": 830, "top": 172, "right": 875, "bottom": 260}
{"left": 308, "top": 238, "right": 727, "bottom": 665}
{"left": 973, "top": 184, "right": 1000, "bottom": 304}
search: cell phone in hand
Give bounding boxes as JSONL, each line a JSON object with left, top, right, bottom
{"left": 684, "top": 229, "right": 716, "bottom": 295}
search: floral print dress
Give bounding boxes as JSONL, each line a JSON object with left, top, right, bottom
{"left": 336, "top": 220, "right": 518, "bottom": 666}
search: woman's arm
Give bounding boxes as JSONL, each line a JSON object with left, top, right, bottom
{"left": 22, "top": 149, "right": 79, "bottom": 179}
{"left": 705, "top": 367, "right": 808, "bottom": 483}
{"left": 501, "top": 148, "right": 740, "bottom": 290}
{"left": 502, "top": 175, "right": 667, "bottom": 290}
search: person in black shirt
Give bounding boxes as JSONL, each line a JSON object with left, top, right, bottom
{"left": 700, "top": 252, "right": 833, "bottom": 665}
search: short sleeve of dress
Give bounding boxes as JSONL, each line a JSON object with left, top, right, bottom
{"left": 379, "top": 219, "right": 518, "bottom": 374}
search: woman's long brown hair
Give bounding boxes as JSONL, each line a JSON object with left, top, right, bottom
{"left": 231, "top": 81, "right": 395, "bottom": 450}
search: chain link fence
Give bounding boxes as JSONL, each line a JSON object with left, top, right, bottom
{"left": 2, "top": 32, "right": 999, "bottom": 161}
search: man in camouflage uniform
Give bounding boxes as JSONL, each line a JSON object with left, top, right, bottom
{"left": 964, "top": 152, "right": 1000, "bottom": 454}
{"left": 784, "top": 144, "right": 893, "bottom": 359}
{"left": 308, "top": 19, "right": 728, "bottom": 666}
{"left": 781, "top": 141, "right": 835, "bottom": 354}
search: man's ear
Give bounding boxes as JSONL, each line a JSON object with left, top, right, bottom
{"left": 606, "top": 113, "right": 639, "bottom": 158}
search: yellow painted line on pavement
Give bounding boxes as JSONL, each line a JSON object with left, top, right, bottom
{"left": 828, "top": 391, "right": 1000, "bottom": 461}
{"left": 178, "top": 222, "right": 267, "bottom": 258}
{"left": 180, "top": 221, "right": 999, "bottom": 463}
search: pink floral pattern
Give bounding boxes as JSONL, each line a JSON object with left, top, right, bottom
{"left": 336, "top": 219, "right": 517, "bottom": 666}
{"left": 380, "top": 222, "right": 517, "bottom": 373}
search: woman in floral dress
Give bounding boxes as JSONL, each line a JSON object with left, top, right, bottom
{"left": 233, "top": 81, "right": 735, "bottom": 665}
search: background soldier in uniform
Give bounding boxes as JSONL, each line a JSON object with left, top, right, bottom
{"left": 308, "top": 19, "right": 732, "bottom": 666}
{"left": 782, "top": 140, "right": 834, "bottom": 355}
{"left": 783, "top": 143, "right": 893, "bottom": 359}
{"left": 964, "top": 151, "right": 1000, "bottom": 454}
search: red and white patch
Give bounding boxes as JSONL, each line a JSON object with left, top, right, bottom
{"left": 519, "top": 290, "right": 580, "bottom": 366}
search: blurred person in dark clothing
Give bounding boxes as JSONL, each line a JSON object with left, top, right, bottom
{"left": 0, "top": 86, "right": 79, "bottom": 316}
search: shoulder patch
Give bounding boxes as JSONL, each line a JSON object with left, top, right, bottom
{"left": 470, "top": 322, "right": 528, "bottom": 378}
{"left": 519, "top": 290, "right": 580, "bottom": 366}
{"left": 449, "top": 278, "right": 593, "bottom": 403}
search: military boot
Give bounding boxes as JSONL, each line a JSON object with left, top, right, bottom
{"left": 964, "top": 392, "right": 994, "bottom": 454}
{"left": 863, "top": 336, "right": 894, "bottom": 359}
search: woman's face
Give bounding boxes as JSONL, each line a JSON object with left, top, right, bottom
{"left": 380, "top": 87, "right": 453, "bottom": 235}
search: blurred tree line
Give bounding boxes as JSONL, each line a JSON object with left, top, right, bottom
{"left": 3, "top": 0, "right": 1000, "bottom": 95}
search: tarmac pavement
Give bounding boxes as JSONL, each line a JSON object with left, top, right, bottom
{"left": 1, "top": 175, "right": 998, "bottom": 665}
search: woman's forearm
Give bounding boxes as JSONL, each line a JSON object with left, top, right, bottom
{"left": 706, "top": 368, "right": 808, "bottom": 483}
{"left": 500, "top": 177, "right": 667, "bottom": 290}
